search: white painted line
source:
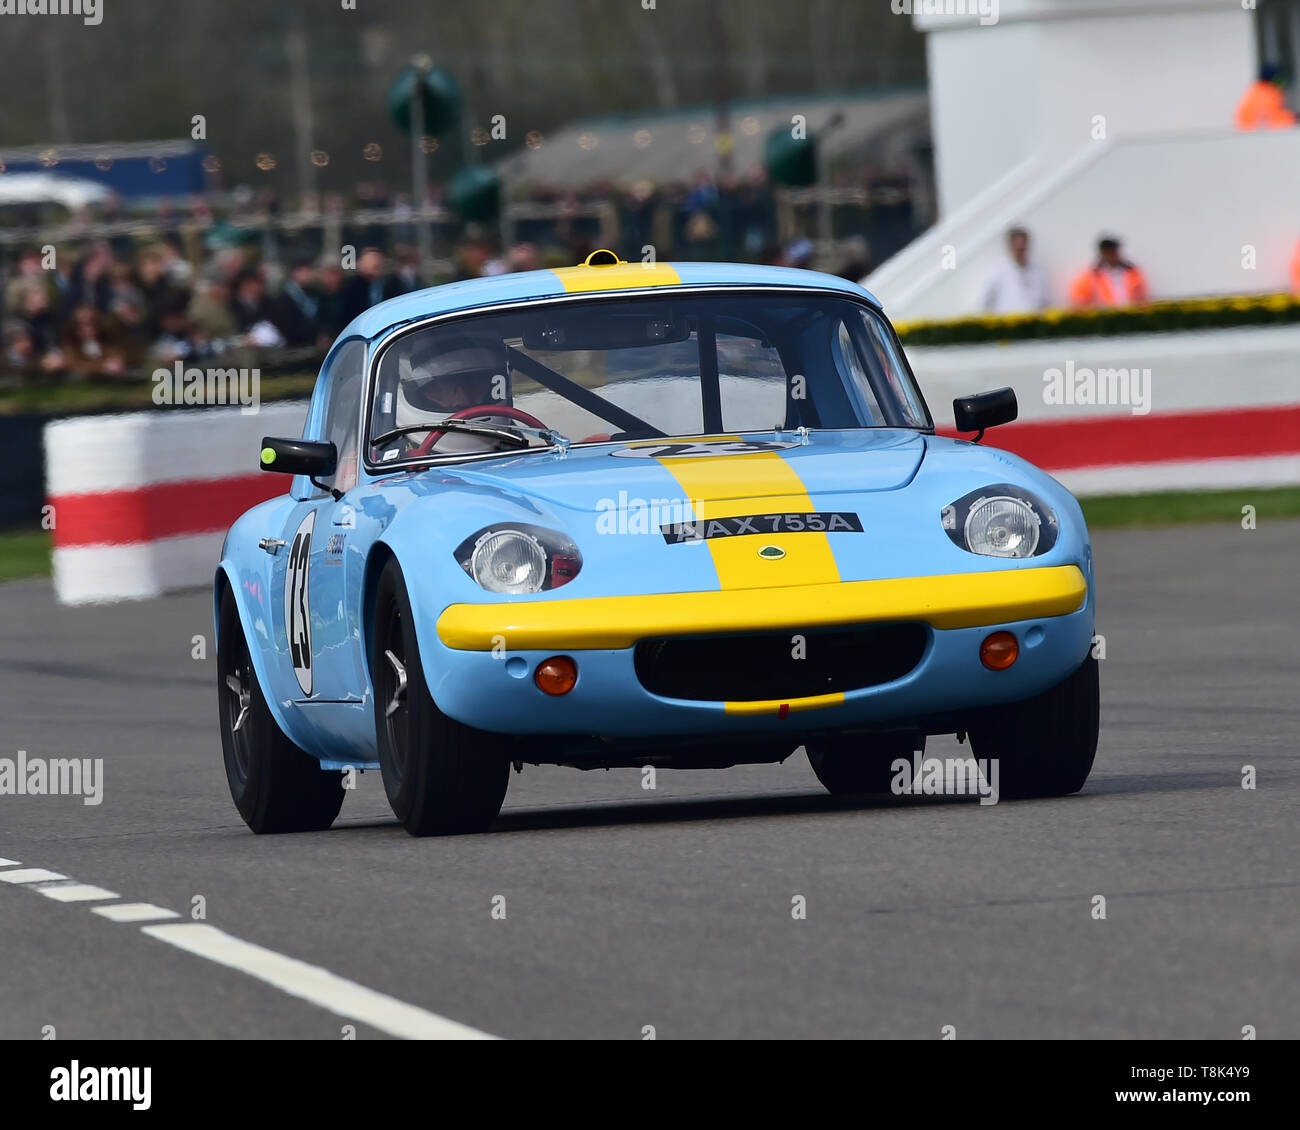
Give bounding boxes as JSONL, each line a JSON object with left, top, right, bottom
{"left": 0, "top": 858, "right": 21, "bottom": 867}
{"left": 0, "top": 868, "right": 67, "bottom": 884}
{"left": 141, "top": 923, "right": 497, "bottom": 1041}
{"left": 36, "top": 883, "right": 119, "bottom": 903}
{"left": 93, "top": 903, "right": 181, "bottom": 923}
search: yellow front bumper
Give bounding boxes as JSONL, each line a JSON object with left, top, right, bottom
{"left": 436, "top": 565, "right": 1088, "bottom": 652}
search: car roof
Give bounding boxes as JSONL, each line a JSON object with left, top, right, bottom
{"left": 341, "top": 256, "right": 885, "bottom": 342}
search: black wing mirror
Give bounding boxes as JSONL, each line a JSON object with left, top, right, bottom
{"left": 953, "top": 388, "right": 1017, "bottom": 444}
{"left": 259, "top": 437, "right": 337, "bottom": 477}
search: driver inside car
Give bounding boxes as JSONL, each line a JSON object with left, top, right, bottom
{"left": 392, "top": 333, "right": 517, "bottom": 455}
{"left": 405, "top": 334, "right": 508, "bottom": 414}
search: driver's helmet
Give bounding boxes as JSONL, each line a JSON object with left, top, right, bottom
{"left": 402, "top": 332, "right": 510, "bottom": 416}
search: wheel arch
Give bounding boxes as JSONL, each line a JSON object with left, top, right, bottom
{"left": 360, "top": 540, "right": 399, "bottom": 687}
{"left": 213, "top": 563, "right": 301, "bottom": 745}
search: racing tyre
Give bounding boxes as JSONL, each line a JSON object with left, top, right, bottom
{"left": 807, "top": 733, "right": 924, "bottom": 796}
{"left": 217, "top": 586, "right": 345, "bottom": 833}
{"left": 967, "top": 655, "right": 1099, "bottom": 799}
{"left": 372, "top": 559, "right": 510, "bottom": 836}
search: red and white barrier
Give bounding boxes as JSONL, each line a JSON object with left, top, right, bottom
{"left": 912, "top": 325, "right": 1300, "bottom": 496}
{"left": 41, "top": 324, "right": 1300, "bottom": 604}
{"left": 45, "top": 403, "right": 307, "bottom": 605}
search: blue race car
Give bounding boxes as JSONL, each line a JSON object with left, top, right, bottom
{"left": 216, "top": 252, "right": 1098, "bottom": 836}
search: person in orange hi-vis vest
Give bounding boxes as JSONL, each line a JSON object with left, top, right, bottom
{"left": 1068, "top": 236, "right": 1150, "bottom": 308}
{"left": 1236, "top": 64, "right": 1297, "bottom": 131}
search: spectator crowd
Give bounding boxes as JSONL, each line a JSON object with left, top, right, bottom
{"left": 6, "top": 60, "right": 1300, "bottom": 379}
{"left": 0, "top": 171, "right": 887, "bottom": 384}
{"left": 0, "top": 238, "right": 448, "bottom": 383}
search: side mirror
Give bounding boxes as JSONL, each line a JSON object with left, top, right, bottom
{"left": 953, "top": 388, "right": 1017, "bottom": 443}
{"left": 259, "top": 437, "right": 337, "bottom": 477}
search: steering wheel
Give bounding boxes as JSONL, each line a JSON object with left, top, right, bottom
{"left": 412, "top": 404, "right": 550, "bottom": 457}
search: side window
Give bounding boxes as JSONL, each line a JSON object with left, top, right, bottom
{"left": 717, "top": 333, "right": 788, "bottom": 431}
{"left": 833, "top": 321, "right": 885, "bottom": 425}
{"left": 320, "top": 339, "right": 366, "bottom": 494}
{"left": 854, "top": 311, "right": 930, "bottom": 428}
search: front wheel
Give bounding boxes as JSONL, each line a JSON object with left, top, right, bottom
{"left": 807, "top": 733, "right": 924, "bottom": 796}
{"left": 967, "top": 655, "right": 1100, "bottom": 799}
{"left": 217, "top": 586, "right": 345, "bottom": 833}
{"left": 371, "top": 559, "right": 510, "bottom": 836}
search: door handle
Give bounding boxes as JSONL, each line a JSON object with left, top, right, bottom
{"left": 259, "top": 537, "right": 286, "bottom": 555}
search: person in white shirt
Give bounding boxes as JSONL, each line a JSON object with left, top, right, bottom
{"left": 982, "top": 227, "right": 1051, "bottom": 314}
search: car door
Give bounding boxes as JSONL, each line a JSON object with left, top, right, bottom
{"left": 276, "top": 340, "right": 367, "bottom": 709}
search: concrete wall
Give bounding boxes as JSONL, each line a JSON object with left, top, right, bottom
{"left": 909, "top": 324, "right": 1300, "bottom": 496}
{"left": 871, "top": 0, "right": 1284, "bottom": 320}
{"left": 868, "top": 127, "right": 1300, "bottom": 321}
{"left": 45, "top": 403, "right": 308, "bottom": 605}
{"left": 916, "top": 0, "right": 1257, "bottom": 213}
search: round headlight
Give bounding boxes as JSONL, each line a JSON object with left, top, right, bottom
{"left": 470, "top": 529, "right": 547, "bottom": 594}
{"left": 964, "top": 496, "right": 1041, "bottom": 558}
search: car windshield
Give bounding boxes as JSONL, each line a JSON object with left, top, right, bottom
{"left": 366, "top": 290, "right": 931, "bottom": 466}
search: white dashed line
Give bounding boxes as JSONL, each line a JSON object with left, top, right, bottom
{"left": 2, "top": 861, "right": 496, "bottom": 1039}
{"left": 0, "top": 868, "right": 68, "bottom": 884}
{"left": 141, "top": 922, "right": 496, "bottom": 1040}
{"left": 93, "top": 903, "right": 181, "bottom": 923}
{"left": 35, "top": 883, "right": 120, "bottom": 903}
{"left": 0, "top": 858, "right": 21, "bottom": 867}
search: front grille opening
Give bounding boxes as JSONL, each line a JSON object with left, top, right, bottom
{"left": 634, "top": 623, "right": 928, "bottom": 702}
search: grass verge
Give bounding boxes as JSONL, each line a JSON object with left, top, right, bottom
{"left": 1080, "top": 486, "right": 1300, "bottom": 529}
{"left": 0, "top": 529, "right": 52, "bottom": 582}
{"left": 0, "top": 373, "right": 317, "bottom": 417}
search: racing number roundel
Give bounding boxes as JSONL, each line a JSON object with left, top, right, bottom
{"left": 610, "top": 439, "right": 799, "bottom": 460}
{"left": 284, "top": 511, "right": 315, "bottom": 695}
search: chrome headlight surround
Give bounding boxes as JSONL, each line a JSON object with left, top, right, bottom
{"left": 454, "top": 523, "right": 582, "bottom": 593}
{"left": 941, "top": 484, "right": 1059, "bottom": 559}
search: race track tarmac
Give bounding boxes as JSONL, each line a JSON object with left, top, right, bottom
{"left": 1, "top": 521, "right": 1296, "bottom": 1039}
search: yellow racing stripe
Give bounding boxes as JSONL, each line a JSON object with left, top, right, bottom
{"left": 551, "top": 262, "right": 682, "bottom": 292}
{"left": 655, "top": 449, "right": 840, "bottom": 590}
